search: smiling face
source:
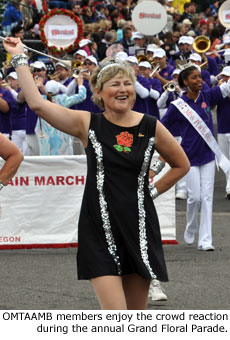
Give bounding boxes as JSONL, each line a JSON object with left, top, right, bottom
{"left": 98, "top": 72, "right": 135, "bottom": 114}
{"left": 184, "top": 69, "right": 203, "bottom": 92}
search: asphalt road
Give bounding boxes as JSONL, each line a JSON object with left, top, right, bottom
{"left": 0, "top": 167, "right": 229, "bottom": 311}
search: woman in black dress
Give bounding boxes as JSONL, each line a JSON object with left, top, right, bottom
{"left": 3, "top": 37, "right": 190, "bottom": 310}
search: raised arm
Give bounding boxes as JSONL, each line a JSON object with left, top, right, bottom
{"left": 3, "top": 38, "right": 90, "bottom": 146}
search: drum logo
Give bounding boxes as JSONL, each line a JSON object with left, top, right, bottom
{"left": 139, "top": 13, "right": 161, "bottom": 19}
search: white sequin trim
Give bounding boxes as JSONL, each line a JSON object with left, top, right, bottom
{"left": 88, "top": 129, "right": 122, "bottom": 275}
{"left": 137, "top": 137, "right": 157, "bottom": 279}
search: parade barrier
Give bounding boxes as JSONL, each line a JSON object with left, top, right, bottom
{"left": 0, "top": 156, "right": 176, "bottom": 249}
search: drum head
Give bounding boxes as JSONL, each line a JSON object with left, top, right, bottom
{"left": 131, "top": 1, "right": 167, "bottom": 36}
{"left": 218, "top": 0, "right": 230, "bottom": 29}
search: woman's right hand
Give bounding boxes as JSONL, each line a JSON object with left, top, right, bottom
{"left": 3, "top": 37, "right": 24, "bottom": 56}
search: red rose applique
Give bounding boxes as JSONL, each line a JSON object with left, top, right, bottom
{"left": 114, "top": 131, "right": 133, "bottom": 153}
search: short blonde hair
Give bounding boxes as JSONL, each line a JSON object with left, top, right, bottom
{"left": 89, "top": 57, "right": 136, "bottom": 109}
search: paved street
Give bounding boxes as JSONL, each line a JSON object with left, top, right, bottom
{"left": 0, "top": 168, "right": 229, "bottom": 310}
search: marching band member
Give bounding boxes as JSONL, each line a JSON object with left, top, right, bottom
{"left": 0, "top": 71, "right": 17, "bottom": 139}
{"left": 126, "top": 56, "right": 150, "bottom": 114}
{"left": 66, "top": 55, "right": 102, "bottom": 155}
{"left": 55, "top": 61, "right": 72, "bottom": 88}
{"left": 213, "top": 35, "right": 230, "bottom": 67}
{"left": 146, "top": 44, "right": 159, "bottom": 60}
{"left": 66, "top": 55, "right": 101, "bottom": 113}
{"left": 161, "top": 65, "right": 230, "bottom": 251}
{"left": 188, "top": 53, "right": 212, "bottom": 87}
{"left": 73, "top": 49, "right": 88, "bottom": 63}
{"left": 6, "top": 71, "right": 27, "bottom": 154}
{"left": 152, "top": 48, "right": 174, "bottom": 86}
{"left": 215, "top": 66, "right": 230, "bottom": 200}
{"left": 138, "top": 60, "right": 162, "bottom": 119}
{"left": 169, "top": 36, "right": 193, "bottom": 69}
{"left": 157, "top": 69, "right": 183, "bottom": 119}
{"left": 157, "top": 69, "right": 187, "bottom": 200}
{"left": 17, "top": 60, "right": 48, "bottom": 155}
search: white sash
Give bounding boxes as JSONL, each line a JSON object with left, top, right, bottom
{"left": 172, "top": 98, "right": 230, "bottom": 174}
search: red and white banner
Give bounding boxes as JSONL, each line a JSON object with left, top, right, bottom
{"left": 0, "top": 156, "right": 176, "bottom": 249}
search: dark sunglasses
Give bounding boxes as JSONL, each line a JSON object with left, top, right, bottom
{"left": 33, "top": 68, "right": 43, "bottom": 72}
{"left": 84, "top": 62, "right": 93, "bottom": 66}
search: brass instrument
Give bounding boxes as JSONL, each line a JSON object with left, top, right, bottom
{"left": 72, "top": 60, "right": 83, "bottom": 69}
{"left": 72, "top": 68, "right": 90, "bottom": 78}
{"left": 193, "top": 35, "right": 211, "bottom": 54}
{"left": 214, "top": 43, "right": 225, "bottom": 51}
{"left": 47, "top": 72, "right": 60, "bottom": 81}
{"left": 163, "top": 81, "right": 177, "bottom": 92}
{"left": 215, "top": 72, "right": 226, "bottom": 85}
{"left": 149, "top": 63, "right": 161, "bottom": 77}
{"left": 192, "top": 35, "right": 211, "bottom": 69}
{"left": 137, "top": 55, "right": 156, "bottom": 67}
{"left": 137, "top": 55, "right": 149, "bottom": 63}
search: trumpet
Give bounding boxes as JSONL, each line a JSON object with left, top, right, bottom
{"left": 215, "top": 72, "right": 224, "bottom": 84}
{"left": 72, "top": 68, "right": 90, "bottom": 78}
{"left": 163, "top": 81, "right": 177, "bottom": 92}
{"left": 150, "top": 64, "right": 161, "bottom": 77}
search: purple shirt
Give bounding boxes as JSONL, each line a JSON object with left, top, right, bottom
{"left": 206, "top": 56, "right": 219, "bottom": 76}
{"left": 26, "top": 79, "right": 48, "bottom": 134}
{"left": 147, "top": 78, "right": 162, "bottom": 119}
{"left": 201, "top": 70, "right": 211, "bottom": 88}
{"left": 11, "top": 89, "right": 26, "bottom": 131}
{"left": 161, "top": 86, "right": 223, "bottom": 166}
{"left": 133, "top": 74, "right": 150, "bottom": 114}
{"left": 164, "top": 91, "right": 181, "bottom": 137}
{"left": 0, "top": 88, "right": 17, "bottom": 134}
{"left": 73, "top": 79, "right": 102, "bottom": 113}
{"left": 159, "top": 65, "right": 174, "bottom": 80}
{"left": 63, "top": 78, "right": 72, "bottom": 87}
{"left": 216, "top": 97, "right": 230, "bottom": 134}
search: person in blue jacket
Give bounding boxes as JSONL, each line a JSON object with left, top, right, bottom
{"left": 1, "top": 1, "right": 23, "bottom": 36}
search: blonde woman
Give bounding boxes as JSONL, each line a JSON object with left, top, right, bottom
{"left": 3, "top": 37, "right": 189, "bottom": 310}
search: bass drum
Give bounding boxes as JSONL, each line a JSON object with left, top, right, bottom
{"left": 218, "top": 0, "right": 230, "bottom": 29}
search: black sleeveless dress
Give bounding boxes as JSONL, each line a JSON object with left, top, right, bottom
{"left": 77, "top": 113, "right": 168, "bottom": 282}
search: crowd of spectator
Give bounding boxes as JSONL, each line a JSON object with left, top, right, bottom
{"left": 0, "top": 1, "right": 227, "bottom": 64}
